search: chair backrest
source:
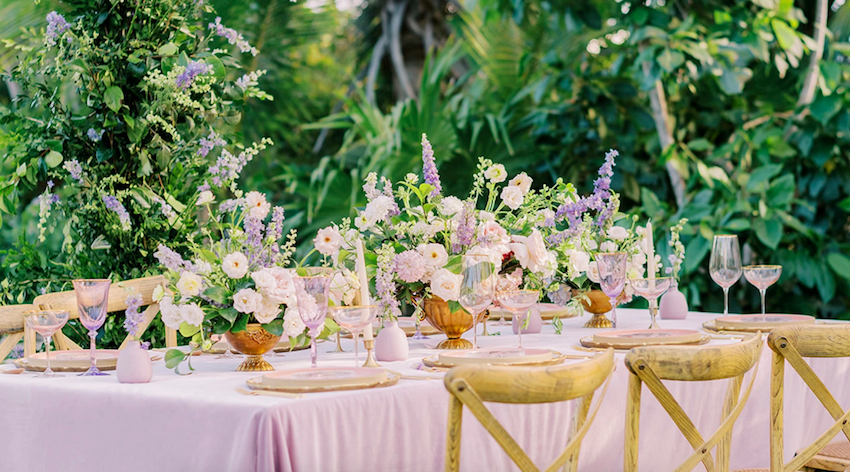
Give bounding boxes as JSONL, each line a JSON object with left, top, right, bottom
{"left": 0, "top": 304, "right": 35, "bottom": 360}
{"left": 624, "top": 333, "right": 763, "bottom": 472}
{"left": 443, "top": 348, "right": 615, "bottom": 472}
{"left": 767, "top": 324, "right": 850, "bottom": 472}
{"left": 32, "top": 276, "right": 175, "bottom": 349}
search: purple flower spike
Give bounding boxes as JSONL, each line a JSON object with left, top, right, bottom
{"left": 176, "top": 61, "right": 212, "bottom": 89}
{"left": 45, "top": 12, "right": 70, "bottom": 46}
{"left": 421, "top": 133, "right": 441, "bottom": 198}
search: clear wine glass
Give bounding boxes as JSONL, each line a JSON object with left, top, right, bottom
{"left": 744, "top": 265, "right": 782, "bottom": 315}
{"left": 293, "top": 267, "right": 333, "bottom": 368}
{"left": 458, "top": 254, "right": 494, "bottom": 350}
{"left": 596, "top": 252, "right": 628, "bottom": 328}
{"left": 629, "top": 277, "right": 672, "bottom": 329}
{"left": 330, "top": 305, "right": 380, "bottom": 366}
{"left": 411, "top": 296, "right": 429, "bottom": 340}
{"left": 495, "top": 290, "right": 539, "bottom": 348}
{"left": 710, "top": 235, "right": 742, "bottom": 316}
{"left": 23, "top": 310, "right": 70, "bottom": 378}
{"left": 73, "top": 279, "right": 111, "bottom": 376}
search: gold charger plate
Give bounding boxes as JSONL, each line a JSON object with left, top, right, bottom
{"left": 579, "top": 334, "right": 711, "bottom": 350}
{"left": 14, "top": 357, "right": 118, "bottom": 373}
{"left": 422, "top": 351, "right": 568, "bottom": 370}
{"left": 246, "top": 370, "right": 400, "bottom": 394}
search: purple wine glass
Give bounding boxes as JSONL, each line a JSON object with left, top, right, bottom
{"left": 293, "top": 268, "right": 333, "bottom": 368}
{"left": 73, "top": 279, "right": 111, "bottom": 376}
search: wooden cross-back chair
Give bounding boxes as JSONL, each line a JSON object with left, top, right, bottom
{"left": 443, "top": 348, "right": 615, "bottom": 472}
{"left": 0, "top": 304, "right": 37, "bottom": 360}
{"left": 30, "top": 276, "right": 176, "bottom": 354}
{"left": 766, "top": 324, "right": 850, "bottom": 472}
{"left": 624, "top": 333, "right": 763, "bottom": 472}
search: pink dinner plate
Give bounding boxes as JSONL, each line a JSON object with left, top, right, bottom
{"left": 714, "top": 314, "right": 815, "bottom": 330}
{"left": 592, "top": 329, "right": 702, "bottom": 346}
{"left": 438, "top": 348, "right": 555, "bottom": 366}
{"left": 260, "top": 367, "right": 387, "bottom": 389}
{"left": 26, "top": 349, "right": 120, "bottom": 369}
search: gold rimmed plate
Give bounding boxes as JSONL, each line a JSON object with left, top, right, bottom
{"left": 422, "top": 350, "right": 568, "bottom": 369}
{"left": 711, "top": 314, "right": 815, "bottom": 332}
{"left": 580, "top": 333, "right": 710, "bottom": 350}
{"left": 246, "top": 368, "right": 400, "bottom": 394}
{"left": 15, "top": 349, "right": 120, "bottom": 372}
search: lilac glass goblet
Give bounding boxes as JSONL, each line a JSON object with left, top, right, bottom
{"left": 495, "top": 290, "right": 539, "bottom": 348}
{"left": 596, "top": 252, "right": 628, "bottom": 329}
{"left": 73, "top": 279, "right": 111, "bottom": 376}
{"left": 293, "top": 268, "right": 333, "bottom": 368}
{"left": 629, "top": 277, "right": 672, "bottom": 329}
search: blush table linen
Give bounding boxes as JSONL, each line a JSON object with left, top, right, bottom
{"left": 1, "top": 309, "right": 849, "bottom": 472}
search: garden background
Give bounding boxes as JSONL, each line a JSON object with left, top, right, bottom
{"left": 1, "top": 0, "right": 849, "bottom": 351}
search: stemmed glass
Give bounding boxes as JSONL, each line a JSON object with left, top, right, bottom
{"left": 23, "top": 310, "right": 70, "bottom": 378}
{"left": 73, "top": 279, "right": 111, "bottom": 376}
{"left": 596, "top": 253, "right": 628, "bottom": 328}
{"left": 744, "top": 265, "right": 782, "bottom": 314}
{"left": 495, "top": 290, "right": 539, "bottom": 348}
{"left": 330, "top": 305, "right": 380, "bottom": 366}
{"left": 293, "top": 268, "right": 333, "bottom": 368}
{"left": 216, "top": 334, "right": 240, "bottom": 359}
{"left": 710, "top": 235, "right": 742, "bottom": 316}
{"left": 411, "top": 296, "right": 429, "bottom": 340}
{"left": 629, "top": 277, "right": 672, "bottom": 329}
{"left": 458, "top": 254, "right": 494, "bottom": 350}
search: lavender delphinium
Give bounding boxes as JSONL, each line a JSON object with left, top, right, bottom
{"left": 103, "top": 195, "right": 131, "bottom": 231}
{"left": 176, "top": 60, "right": 212, "bottom": 89}
{"left": 45, "top": 11, "right": 70, "bottom": 47}
{"left": 266, "top": 206, "right": 285, "bottom": 245}
{"left": 124, "top": 293, "right": 145, "bottom": 338}
{"left": 453, "top": 201, "right": 476, "bottom": 252}
{"left": 375, "top": 243, "right": 400, "bottom": 317}
{"left": 63, "top": 159, "right": 84, "bottom": 184}
{"left": 154, "top": 243, "right": 190, "bottom": 272}
{"left": 381, "top": 177, "right": 400, "bottom": 217}
{"left": 554, "top": 149, "right": 619, "bottom": 235}
{"left": 197, "top": 131, "right": 226, "bottom": 157}
{"left": 421, "top": 133, "right": 442, "bottom": 198}
{"left": 208, "top": 17, "right": 259, "bottom": 56}
{"left": 362, "top": 172, "right": 380, "bottom": 201}
{"left": 243, "top": 215, "right": 266, "bottom": 264}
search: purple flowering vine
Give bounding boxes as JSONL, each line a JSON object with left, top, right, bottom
{"left": 208, "top": 17, "right": 259, "bottom": 56}
{"left": 154, "top": 244, "right": 191, "bottom": 272}
{"left": 103, "top": 195, "right": 131, "bottom": 230}
{"left": 63, "top": 159, "right": 84, "bottom": 184}
{"left": 551, "top": 149, "right": 619, "bottom": 244}
{"left": 197, "top": 131, "right": 225, "bottom": 157}
{"left": 453, "top": 201, "right": 476, "bottom": 252}
{"left": 176, "top": 60, "right": 212, "bottom": 89}
{"left": 87, "top": 128, "right": 104, "bottom": 142}
{"left": 124, "top": 293, "right": 145, "bottom": 338}
{"left": 45, "top": 12, "right": 70, "bottom": 47}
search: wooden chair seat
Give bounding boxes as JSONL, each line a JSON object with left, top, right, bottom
{"left": 731, "top": 469, "right": 769, "bottom": 472}
{"left": 799, "top": 441, "right": 850, "bottom": 471}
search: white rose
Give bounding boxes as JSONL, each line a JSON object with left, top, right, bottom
{"left": 607, "top": 226, "right": 629, "bottom": 241}
{"left": 159, "top": 296, "right": 183, "bottom": 330}
{"left": 440, "top": 196, "right": 463, "bottom": 216}
{"left": 430, "top": 268, "right": 463, "bottom": 302}
{"left": 176, "top": 271, "right": 203, "bottom": 297}
{"left": 233, "top": 288, "right": 263, "bottom": 314}
{"left": 245, "top": 191, "right": 271, "bottom": 220}
{"left": 600, "top": 241, "right": 618, "bottom": 253}
{"left": 500, "top": 186, "right": 524, "bottom": 210}
{"left": 251, "top": 269, "right": 277, "bottom": 291}
{"left": 260, "top": 267, "right": 296, "bottom": 306}
{"left": 508, "top": 172, "right": 532, "bottom": 195}
{"left": 587, "top": 261, "right": 601, "bottom": 283}
{"left": 477, "top": 220, "right": 510, "bottom": 246}
{"left": 222, "top": 252, "right": 249, "bottom": 279}
{"left": 567, "top": 250, "right": 590, "bottom": 274}
{"left": 283, "top": 309, "right": 307, "bottom": 338}
{"left": 511, "top": 230, "right": 548, "bottom": 271}
{"left": 254, "top": 300, "right": 282, "bottom": 324}
{"left": 586, "top": 239, "right": 599, "bottom": 251}
{"left": 466, "top": 244, "right": 505, "bottom": 267}
{"left": 196, "top": 190, "right": 215, "bottom": 206}
{"left": 363, "top": 195, "right": 395, "bottom": 223}
{"left": 417, "top": 243, "right": 449, "bottom": 268}
{"left": 484, "top": 164, "right": 507, "bottom": 183}
{"left": 313, "top": 226, "right": 343, "bottom": 256}
{"left": 179, "top": 303, "right": 205, "bottom": 327}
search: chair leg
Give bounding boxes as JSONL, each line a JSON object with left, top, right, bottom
{"left": 0, "top": 332, "right": 24, "bottom": 360}
{"left": 24, "top": 324, "right": 37, "bottom": 356}
{"left": 445, "top": 395, "right": 463, "bottom": 472}
{"left": 625, "top": 373, "right": 641, "bottom": 472}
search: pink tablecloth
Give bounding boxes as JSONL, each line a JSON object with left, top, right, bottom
{"left": 1, "top": 310, "right": 849, "bottom": 472}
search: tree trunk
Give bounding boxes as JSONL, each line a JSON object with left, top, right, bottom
{"left": 786, "top": 0, "right": 828, "bottom": 138}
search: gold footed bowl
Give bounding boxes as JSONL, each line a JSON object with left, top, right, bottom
{"left": 224, "top": 323, "right": 281, "bottom": 372}
{"left": 580, "top": 290, "right": 614, "bottom": 329}
{"left": 423, "top": 295, "right": 487, "bottom": 350}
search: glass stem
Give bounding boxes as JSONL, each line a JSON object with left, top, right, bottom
{"left": 760, "top": 289, "right": 767, "bottom": 315}
{"left": 609, "top": 298, "right": 618, "bottom": 329}
{"left": 472, "top": 316, "right": 478, "bottom": 350}
{"left": 649, "top": 300, "right": 659, "bottom": 329}
{"left": 310, "top": 333, "right": 318, "bottom": 368}
{"left": 44, "top": 336, "right": 53, "bottom": 374}
{"left": 517, "top": 310, "right": 524, "bottom": 349}
{"left": 353, "top": 332, "right": 360, "bottom": 367}
{"left": 723, "top": 287, "right": 730, "bottom": 316}
{"left": 89, "top": 330, "right": 97, "bottom": 371}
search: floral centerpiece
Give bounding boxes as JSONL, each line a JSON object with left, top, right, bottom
{"left": 154, "top": 191, "right": 336, "bottom": 372}
{"left": 542, "top": 150, "right": 648, "bottom": 323}
{"left": 313, "top": 134, "right": 559, "bottom": 347}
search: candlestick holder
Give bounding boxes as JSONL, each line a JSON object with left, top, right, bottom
{"left": 328, "top": 332, "right": 346, "bottom": 353}
{"left": 362, "top": 339, "right": 380, "bottom": 368}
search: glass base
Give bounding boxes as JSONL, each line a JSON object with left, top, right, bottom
{"left": 412, "top": 332, "right": 429, "bottom": 340}
{"left": 216, "top": 351, "right": 241, "bottom": 359}
{"left": 79, "top": 366, "right": 109, "bottom": 376}
{"left": 35, "top": 371, "right": 64, "bottom": 378}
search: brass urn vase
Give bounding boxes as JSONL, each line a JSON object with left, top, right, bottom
{"left": 580, "top": 289, "right": 615, "bottom": 329}
{"left": 224, "top": 323, "right": 281, "bottom": 371}
{"left": 422, "top": 295, "right": 486, "bottom": 349}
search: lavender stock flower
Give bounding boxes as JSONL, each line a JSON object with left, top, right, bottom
{"left": 381, "top": 177, "right": 400, "bottom": 217}
{"left": 154, "top": 244, "right": 190, "bottom": 272}
{"left": 176, "top": 61, "right": 212, "bottom": 89}
{"left": 421, "top": 133, "right": 441, "bottom": 198}
{"left": 452, "top": 201, "right": 476, "bottom": 252}
{"left": 103, "top": 195, "right": 131, "bottom": 230}
{"left": 45, "top": 12, "right": 70, "bottom": 47}
{"left": 197, "top": 131, "right": 226, "bottom": 157}
{"left": 63, "top": 160, "right": 84, "bottom": 183}
{"left": 124, "top": 293, "right": 145, "bottom": 338}
{"left": 208, "top": 17, "right": 259, "bottom": 56}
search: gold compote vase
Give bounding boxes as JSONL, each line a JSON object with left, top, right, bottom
{"left": 422, "top": 295, "right": 487, "bottom": 350}
{"left": 224, "top": 323, "right": 281, "bottom": 372}
{"left": 579, "top": 289, "right": 615, "bottom": 329}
